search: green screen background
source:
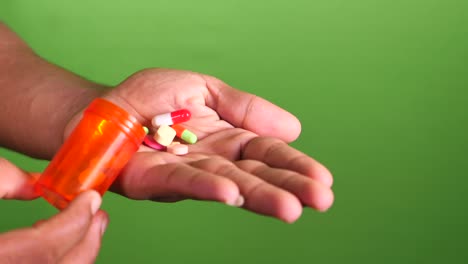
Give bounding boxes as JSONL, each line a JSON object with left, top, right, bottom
{"left": 1, "top": 0, "right": 467, "bottom": 263}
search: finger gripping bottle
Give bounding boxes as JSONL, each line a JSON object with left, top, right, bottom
{"left": 36, "top": 98, "right": 146, "bottom": 210}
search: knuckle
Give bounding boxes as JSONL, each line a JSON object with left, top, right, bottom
{"left": 129, "top": 68, "right": 198, "bottom": 84}
{"left": 191, "top": 156, "right": 234, "bottom": 173}
{"left": 119, "top": 68, "right": 165, "bottom": 90}
{"left": 244, "top": 136, "right": 284, "bottom": 157}
{"left": 214, "top": 162, "right": 237, "bottom": 175}
{"left": 233, "top": 159, "right": 250, "bottom": 167}
{"left": 133, "top": 68, "right": 164, "bottom": 77}
{"left": 202, "top": 74, "right": 227, "bottom": 88}
{"left": 195, "top": 155, "right": 225, "bottom": 166}
{"left": 234, "top": 159, "right": 264, "bottom": 171}
{"left": 200, "top": 73, "right": 220, "bottom": 82}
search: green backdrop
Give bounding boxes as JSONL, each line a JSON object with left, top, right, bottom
{"left": 1, "top": 0, "right": 467, "bottom": 263}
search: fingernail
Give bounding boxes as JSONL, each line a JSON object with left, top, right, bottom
{"left": 234, "top": 195, "right": 245, "bottom": 207}
{"left": 101, "top": 218, "right": 108, "bottom": 236}
{"left": 226, "top": 195, "right": 244, "bottom": 207}
{"left": 90, "top": 192, "right": 102, "bottom": 215}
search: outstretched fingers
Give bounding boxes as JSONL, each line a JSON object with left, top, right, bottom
{"left": 242, "top": 137, "right": 334, "bottom": 187}
{"left": 235, "top": 160, "right": 334, "bottom": 212}
{"left": 111, "top": 152, "right": 241, "bottom": 205}
{"left": 189, "top": 157, "right": 304, "bottom": 223}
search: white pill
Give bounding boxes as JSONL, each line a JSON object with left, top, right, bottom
{"left": 167, "top": 144, "right": 188, "bottom": 155}
{"left": 152, "top": 113, "right": 173, "bottom": 127}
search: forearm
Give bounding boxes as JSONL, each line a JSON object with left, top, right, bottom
{"left": 0, "top": 22, "right": 104, "bottom": 159}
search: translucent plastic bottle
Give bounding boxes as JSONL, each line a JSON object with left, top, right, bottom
{"left": 36, "top": 98, "right": 146, "bottom": 209}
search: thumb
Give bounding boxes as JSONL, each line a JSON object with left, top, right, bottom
{"left": 202, "top": 75, "right": 302, "bottom": 143}
{"left": 0, "top": 191, "right": 103, "bottom": 263}
{"left": 0, "top": 157, "right": 40, "bottom": 200}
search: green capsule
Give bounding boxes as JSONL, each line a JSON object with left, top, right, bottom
{"left": 172, "top": 124, "right": 197, "bottom": 144}
{"left": 181, "top": 129, "right": 198, "bottom": 144}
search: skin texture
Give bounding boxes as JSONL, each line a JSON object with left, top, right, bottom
{"left": 0, "top": 21, "right": 334, "bottom": 261}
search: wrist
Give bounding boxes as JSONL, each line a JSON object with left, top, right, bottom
{"left": 61, "top": 88, "right": 105, "bottom": 152}
{"left": 0, "top": 22, "right": 107, "bottom": 159}
{"left": 63, "top": 90, "right": 147, "bottom": 146}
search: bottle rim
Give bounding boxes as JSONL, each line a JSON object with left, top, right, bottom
{"left": 84, "top": 98, "right": 146, "bottom": 146}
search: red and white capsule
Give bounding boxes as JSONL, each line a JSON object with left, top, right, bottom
{"left": 151, "top": 109, "right": 191, "bottom": 127}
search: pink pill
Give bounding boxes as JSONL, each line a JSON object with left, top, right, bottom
{"left": 143, "top": 135, "right": 166, "bottom": 151}
{"left": 167, "top": 144, "right": 188, "bottom": 155}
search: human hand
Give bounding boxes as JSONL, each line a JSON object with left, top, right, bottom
{"left": 66, "top": 69, "right": 334, "bottom": 223}
{"left": 0, "top": 158, "right": 108, "bottom": 263}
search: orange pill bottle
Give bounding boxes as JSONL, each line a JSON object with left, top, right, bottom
{"left": 36, "top": 98, "right": 145, "bottom": 210}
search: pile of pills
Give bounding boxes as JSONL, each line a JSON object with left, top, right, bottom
{"left": 142, "top": 109, "right": 197, "bottom": 155}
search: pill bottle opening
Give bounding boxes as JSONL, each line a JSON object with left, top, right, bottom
{"left": 84, "top": 98, "right": 146, "bottom": 146}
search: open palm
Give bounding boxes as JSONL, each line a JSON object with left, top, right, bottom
{"left": 69, "top": 69, "right": 334, "bottom": 223}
